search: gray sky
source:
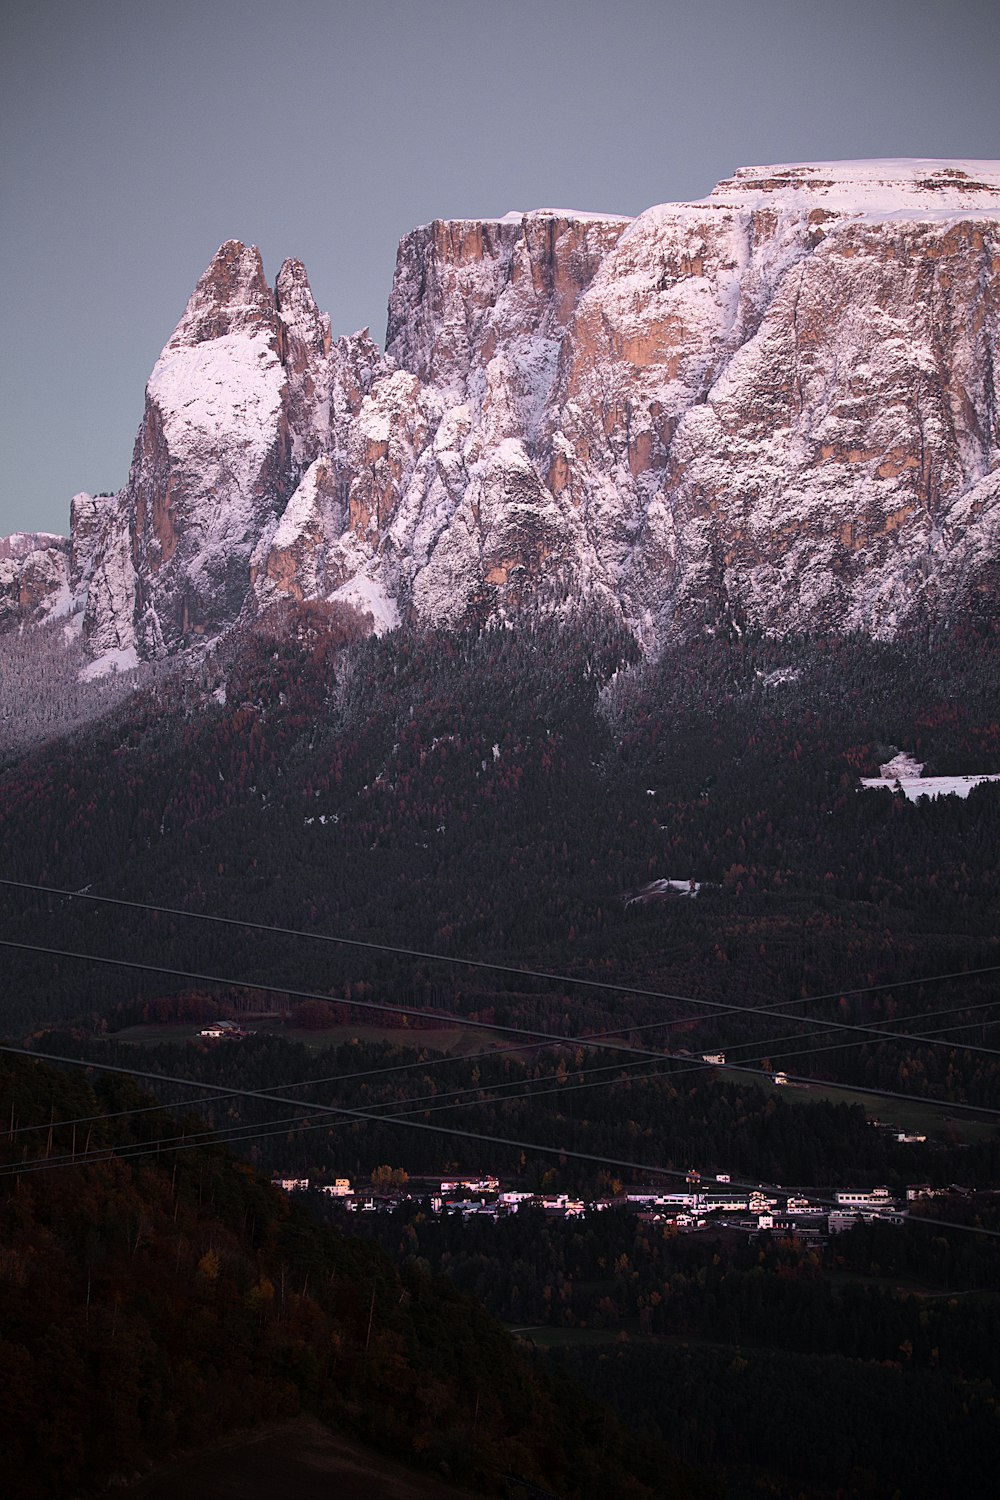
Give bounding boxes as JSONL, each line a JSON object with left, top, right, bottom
{"left": 2, "top": 0, "right": 998, "bottom": 536}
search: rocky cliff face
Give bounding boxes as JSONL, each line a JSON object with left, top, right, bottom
{"left": 8, "top": 160, "right": 1000, "bottom": 659}
{"left": 0, "top": 532, "right": 71, "bottom": 632}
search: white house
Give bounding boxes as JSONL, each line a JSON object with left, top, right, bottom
{"left": 834, "top": 1186, "right": 895, "bottom": 1211}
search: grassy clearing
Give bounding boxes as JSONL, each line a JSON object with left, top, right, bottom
{"left": 106, "top": 1023, "right": 204, "bottom": 1044}
{"left": 105, "top": 1019, "right": 513, "bottom": 1056}
{"left": 719, "top": 1065, "right": 998, "bottom": 1143}
{"left": 276, "top": 1021, "right": 514, "bottom": 1054}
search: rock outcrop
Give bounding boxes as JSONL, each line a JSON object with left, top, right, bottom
{"left": 6, "top": 160, "right": 999, "bottom": 658}
{"left": 0, "top": 533, "right": 71, "bottom": 632}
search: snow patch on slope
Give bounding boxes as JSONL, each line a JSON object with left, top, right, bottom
{"left": 79, "top": 645, "right": 140, "bottom": 682}
{"left": 329, "top": 571, "right": 399, "bottom": 634}
{"left": 860, "top": 772, "right": 1000, "bottom": 802}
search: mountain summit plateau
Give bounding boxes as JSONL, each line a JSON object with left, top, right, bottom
{"left": 5, "top": 159, "right": 999, "bottom": 663}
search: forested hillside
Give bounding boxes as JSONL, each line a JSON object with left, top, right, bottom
{"left": 345, "top": 1197, "right": 1000, "bottom": 1497}
{"left": 3, "top": 605, "right": 1000, "bottom": 1497}
{"left": 0, "top": 1053, "right": 695, "bottom": 1499}
{"left": 2, "top": 604, "right": 999, "bottom": 1096}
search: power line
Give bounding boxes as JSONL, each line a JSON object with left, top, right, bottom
{"left": 5, "top": 988, "right": 993, "bottom": 1180}
{"left": 4, "top": 929, "right": 1000, "bottom": 1079}
{"left": 7, "top": 886, "right": 1000, "bottom": 1159}
{"left": 2, "top": 1013, "right": 688, "bottom": 1140}
{"left": 4, "top": 1026, "right": 1000, "bottom": 1206}
{"left": 720, "top": 995, "right": 1000, "bottom": 1067}
{"left": 742, "top": 1015, "right": 1000, "bottom": 1069}
{"left": 0, "top": 1040, "right": 775, "bottom": 1192}
{"left": 4, "top": 1046, "right": 999, "bottom": 1243}
{"left": 4, "top": 875, "right": 998, "bottom": 1043}
{"left": 5, "top": 932, "right": 1000, "bottom": 1133}
{"left": 7, "top": 981, "right": 998, "bottom": 1146}
{"left": 9, "top": 1048, "right": 670, "bottom": 1149}
{"left": 7, "top": 879, "right": 1000, "bottom": 1143}
{"left": 0, "top": 936, "right": 667, "bottom": 1053}
{"left": 1, "top": 1054, "right": 673, "bottom": 1178}
{"left": 10, "top": 1053, "right": 672, "bottom": 1171}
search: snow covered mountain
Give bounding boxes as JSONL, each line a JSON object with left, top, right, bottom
{"left": 8, "top": 160, "right": 1000, "bottom": 663}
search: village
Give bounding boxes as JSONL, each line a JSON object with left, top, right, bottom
{"left": 270, "top": 1169, "right": 961, "bottom": 1240}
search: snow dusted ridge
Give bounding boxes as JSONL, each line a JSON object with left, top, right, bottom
{"left": 0, "top": 532, "right": 68, "bottom": 563}
{"left": 705, "top": 160, "right": 1000, "bottom": 217}
{"left": 6, "top": 160, "right": 1000, "bottom": 661}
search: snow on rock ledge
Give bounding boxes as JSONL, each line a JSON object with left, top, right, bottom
{"left": 705, "top": 160, "right": 1000, "bottom": 216}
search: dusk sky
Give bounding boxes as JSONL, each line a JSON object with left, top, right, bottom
{"left": 3, "top": 0, "right": 998, "bottom": 536}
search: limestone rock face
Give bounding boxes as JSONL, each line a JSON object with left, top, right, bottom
{"left": 5, "top": 160, "right": 998, "bottom": 657}
{"left": 373, "top": 163, "right": 1000, "bottom": 642}
{"left": 248, "top": 328, "right": 387, "bottom": 622}
{"left": 378, "top": 211, "right": 633, "bottom": 626}
{"left": 598, "top": 169, "right": 1000, "bottom": 636}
